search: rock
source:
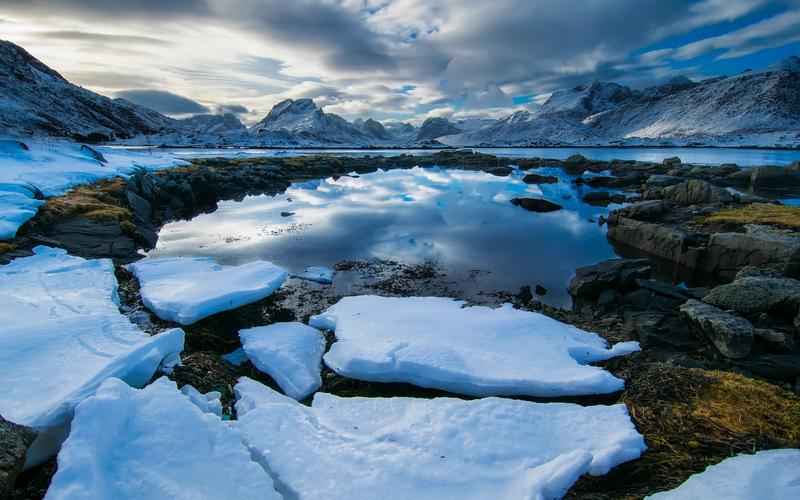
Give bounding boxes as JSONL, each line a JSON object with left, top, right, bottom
{"left": 611, "top": 200, "right": 667, "bottom": 221}
{"left": 735, "top": 265, "right": 785, "bottom": 279}
{"left": 0, "top": 415, "right": 36, "bottom": 496}
{"left": 562, "top": 154, "right": 591, "bottom": 175}
{"left": 535, "top": 284, "right": 548, "bottom": 296}
{"left": 516, "top": 285, "right": 533, "bottom": 303}
{"left": 750, "top": 166, "right": 800, "bottom": 190}
{"left": 40, "top": 218, "right": 139, "bottom": 261}
{"left": 568, "top": 258, "right": 651, "bottom": 300}
{"left": 661, "top": 179, "right": 734, "bottom": 205}
{"left": 705, "top": 225, "right": 800, "bottom": 279}
{"left": 680, "top": 299, "right": 754, "bottom": 359}
{"left": 663, "top": 157, "right": 682, "bottom": 167}
{"left": 607, "top": 216, "right": 702, "bottom": 267}
{"left": 736, "top": 354, "right": 800, "bottom": 381}
{"left": 510, "top": 197, "right": 562, "bottom": 212}
{"left": 725, "top": 169, "right": 753, "bottom": 186}
{"left": 754, "top": 329, "right": 795, "bottom": 353}
{"left": 646, "top": 175, "right": 683, "bottom": 187}
{"left": 79, "top": 144, "right": 107, "bottom": 164}
{"left": 703, "top": 276, "right": 800, "bottom": 316}
{"left": 126, "top": 189, "right": 152, "bottom": 222}
{"left": 169, "top": 352, "right": 238, "bottom": 413}
{"left": 522, "top": 173, "right": 558, "bottom": 184}
{"left": 624, "top": 311, "right": 700, "bottom": 351}
{"left": 584, "top": 174, "right": 644, "bottom": 188}
{"left": 582, "top": 191, "right": 626, "bottom": 205}
{"left": 280, "top": 211, "right": 295, "bottom": 217}
{"left": 786, "top": 247, "right": 800, "bottom": 279}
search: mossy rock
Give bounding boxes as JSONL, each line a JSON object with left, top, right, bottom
{"left": 701, "top": 203, "right": 800, "bottom": 230}
{"left": 566, "top": 363, "right": 800, "bottom": 499}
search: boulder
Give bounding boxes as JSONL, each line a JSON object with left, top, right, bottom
{"left": 736, "top": 354, "right": 800, "bottom": 381}
{"left": 522, "top": 173, "right": 558, "bottom": 184}
{"left": 0, "top": 415, "right": 36, "bottom": 496}
{"left": 646, "top": 175, "right": 683, "bottom": 188}
{"left": 754, "top": 329, "right": 795, "bottom": 353}
{"left": 126, "top": 189, "right": 152, "bottom": 222}
{"left": 510, "top": 197, "right": 562, "bottom": 212}
{"left": 607, "top": 216, "right": 702, "bottom": 267}
{"left": 750, "top": 166, "right": 800, "bottom": 190}
{"left": 680, "top": 299, "right": 754, "bottom": 359}
{"left": 582, "top": 191, "right": 626, "bottom": 205}
{"left": 568, "top": 258, "right": 651, "bottom": 300}
{"left": 703, "top": 276, "right": 800, "bottom": 316}
{"left": 611, "top": 200, "right": 667, "bottom": 221}
{"left": 704, "top": 225, "right": 800, "bottom": 279}
{"left": 662, "top": 157, "right": 682, "bottom": 167}
{"left": 661, "top": 179, "right": 734, "bottom": 205}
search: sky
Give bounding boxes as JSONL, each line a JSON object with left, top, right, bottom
{"left": 2, "top": 0, "right": 799, "bottom": 124}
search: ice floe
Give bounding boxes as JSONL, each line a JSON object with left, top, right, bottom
{"left": 235, "top": 377, "right": 647, "bottom": 500}
{"left": 646, "top": 449, "right": 800, "bottom": 499}
{"left": 240, "top": 322, "right": 326, "bottom": 400}
{"left": 45, "top": 377, "right": 279, "bottom": 500}
{"left": 293, "top": 265, "right": 335, "bottom": 284}
{"left": 310, "top": 296, "right": 639, "bottom": 397}
{"left": 0, "top": 247, "right": 184, "bottom": 463}
{"left": 0, "top": 139, "right": 182, "bottom": 239}
{"left": 127, "top": 256, "right": 288, "bottom": 325}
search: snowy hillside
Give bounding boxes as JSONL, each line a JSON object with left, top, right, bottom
{"left": 445, "top": 63, "right": 800, "bottom": 147}
{"left": 0, "top": 40, "right": 173, "bottom": 141}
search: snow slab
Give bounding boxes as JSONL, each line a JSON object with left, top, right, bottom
{"left": 223, "top": 347, "right": 249, "bottom": 366}
{"left": 646, "top": 449, "right": 800, "bottom": 499}
{"left": 45, "top": 377, "right": 280, "bottom": 500}
{"left": 0, "top": 247, "right": 185, "bottom": 431}
{"left": 0, "top": 139, "right": 183, "bottom": 239}
{"left": 292, "top": 265, "right": 335, "bottom": 284}
{"left": 126, "top": 256, "right": 288, "bottom": 325}
{"left": 240, "top": 322, "right": 326, "bottom": 400}
{"left": 180, "top": 384, "right": 223, "bottom": 417}
{"left": 235, "top": 377, "right": 647, "bottom": 500}
{"left": 310, "top": 296, "right": 640, "bottom": 397}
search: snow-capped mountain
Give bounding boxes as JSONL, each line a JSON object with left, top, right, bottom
{"left": 416, "top": 117, "right": 462, "bottom": 141}
{"left": 445, "top": 62, "right": 800, "bottom": 147}
{"left": 250, "top": 98, "right": 374, "bottom": 146}
{"left": 0, "top": 40, "right": 173, "bottom": 141}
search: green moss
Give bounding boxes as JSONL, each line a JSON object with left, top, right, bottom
{"left": 702, "top": 203, "right": 800, "bottom": 229}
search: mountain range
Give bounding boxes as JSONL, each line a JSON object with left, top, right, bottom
{"left": 1, "top": 39, "right": 799, "bottom": 148}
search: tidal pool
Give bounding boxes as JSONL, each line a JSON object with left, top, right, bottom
{"left": 149, "top": 167, "right": 622, "bottom": 307}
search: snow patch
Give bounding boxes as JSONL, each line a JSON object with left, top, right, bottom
{"left": 126, "top": 256, "right": 288, "bottom": 325}
{"left": 45, "top": 377, "right": 280, "bottom": 500}
{"left": 240, "top": 322, "right": 326, "bottom": 400}
{"left": 310, "top": 295, "right": 639, "bottom": 397}
{"left": 292, "top": 266, "right": 335, "bottom": 284}
{"left": 235, "top": 377, "right": 646, "bottom": 500}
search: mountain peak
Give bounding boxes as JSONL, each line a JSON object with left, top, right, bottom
{"left": 773, "top": 55, "right": 800, "bottom": 73}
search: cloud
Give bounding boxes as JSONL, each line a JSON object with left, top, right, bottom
{"left": 216, "top": 104, "right": 249, "bottom": 115}
{"left": 115, "top": 89, "right": 209, "bottom": 115}
{"left": 36, "top": 30, "right": 170, "bottom": 46}
{"left": 1, "top": 0, "right": 211, "bottom": 20}
{"left": 65, "top": 70, "right": 162, "bottom": 90}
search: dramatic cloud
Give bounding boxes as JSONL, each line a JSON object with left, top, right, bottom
{"left": 1, "top": 0, "right": 798, "bottom": 122}
{"left": 115, "top": 90, "right": 209, "bottom": 115}
{"left": 216, "top": 104, "right": 249, "bottom": 115}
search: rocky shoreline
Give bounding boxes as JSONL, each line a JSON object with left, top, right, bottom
{"left": 3, "top": 151, "right": 800, "bottom": 499}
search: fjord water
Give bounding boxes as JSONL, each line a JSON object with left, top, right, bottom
{"left": 150, "top": 167, "right": 620, "bottom": 308}
{"left": 159, "top": 146, "right": 800, "bottom": 167}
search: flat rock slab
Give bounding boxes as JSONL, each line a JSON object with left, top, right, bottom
{"left": 235, "top": 377, "right": 647, "bottom": 500}
{"left": 0, "top": 247, "right": 184, "bottom": 432}
{"left": 310, "top": 296, "right": 640, "bottom": 397}
{"left": 680, "top": 299, "right": 753, "bottom": 359}
{"left": 45, "top": 378, "right": 280, "bottom": 500}
{"left": 704, "top": 276, "right": 800, "bottom": 316}
{"left": 646, "top": 449, "right": 800, "bottom": 499}
{"left": 240, "top": 322, "right": 326, "bottom": 400}
{"left": 127, "top": 256, "right": 288, "bottom": 325}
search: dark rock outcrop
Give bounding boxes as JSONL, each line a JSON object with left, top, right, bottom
{"left": 522, "top": 173, "right": 558, "bottom": 184}
{"left": 0, "top": 415, "right": 36, "bottom": 496}
{"left": 680, "top": 299, "right": 754, "bottom": 359}
{"left": 510, "top": 198, "right": 562, "bottom": 212}
{"left": 568, "top": 258, "right": 651, "bottom": 301}
{"left": 661, "top": 179, "right": 734, "bottom": 205}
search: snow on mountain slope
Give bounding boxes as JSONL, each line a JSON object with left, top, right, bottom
{"left": 416, "top": 117, "right": 462, "bottom": 141}
{"left": 0, "top": 40, "right": 173, "bottom": 141}
{"left": 446, "top": 62, "right": 800, "bottom": 147}
{"left": 250, "top": 98, "right": 375, "bottom": 146}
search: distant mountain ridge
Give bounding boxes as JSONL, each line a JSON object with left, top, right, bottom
{"left": 2, "top": 39, "right": 799, "bottom": 147}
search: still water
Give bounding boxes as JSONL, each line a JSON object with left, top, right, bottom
{"left": 150, "top": 167, "right": 622, "bottom": 307}
{"left": 151, "top": 146, "right": 800, "bottom": 167}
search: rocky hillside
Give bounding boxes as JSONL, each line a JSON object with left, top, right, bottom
{"left": 0, "top": 40, "right": 174, "bottom": 141}
{"left": 445, "top": 62, "right": 800, "bottom": 147}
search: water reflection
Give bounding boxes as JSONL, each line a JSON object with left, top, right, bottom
{"left": 151, "top": 167, "right": 621, "bottom": 307}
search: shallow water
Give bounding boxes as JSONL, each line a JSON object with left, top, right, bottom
{"left": 150, "top": 167, "right": 621, "bottom": 307}
{"left": 117, "top": 146, "right": 800, "bottom": 167}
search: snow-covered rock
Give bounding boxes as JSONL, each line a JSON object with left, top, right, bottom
{"left": 0, "top": 247, "right": 184, "bottom": 462}
{"left": 127, "top": 256, "right": 288, "bottom": 325}
{"left": 0, "top": 40, "right": 172, "bottom": 141}
{"left": 235, "top": 377, "right": 647, "bottom": 500}
{"left": 310, "top": 296, "right": 639, "bottom": 397}
{"left": 0, "top": 139, "right": 183, "bottom": 239}
{"left": 646, "top": 449, "right": 800, "bottom": 499}
{"left": 239, "top": 322, "right": 326, "bottom": 400}
{"left": 416, "top": 117, "right": 462, "bottom": 141}
{"left": 45, "top": 377, "right": 280, "bottom": 500}
{"left": 293, "top": 266, "right": 335, "bottom": 284}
